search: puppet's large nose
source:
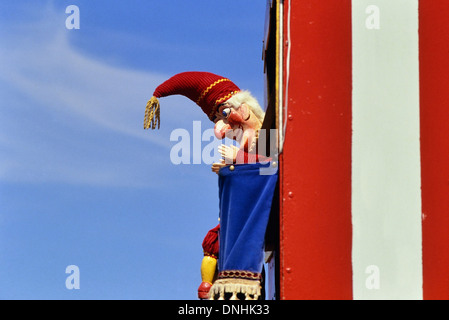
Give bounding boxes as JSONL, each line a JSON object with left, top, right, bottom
{"left": 226, "top": 109, "right": 244, "bottom": 125}
{"left": 214, "top": 120, "right": 231, "bottom": 140}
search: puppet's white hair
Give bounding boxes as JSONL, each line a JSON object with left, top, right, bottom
{"left": 225, "top": 90, "right": 265, "bottom": 123}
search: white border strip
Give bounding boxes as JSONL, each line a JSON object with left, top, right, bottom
{"left": 351, "top": 0, "right": 423, "bottom": 299}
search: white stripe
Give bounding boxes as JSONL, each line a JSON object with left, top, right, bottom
{"left": 351, "top": 0, "right": 422, "bottom": 299}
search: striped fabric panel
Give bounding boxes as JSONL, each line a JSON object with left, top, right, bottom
{"left": 279, "top": 0, "right": 449, "bottom": 300}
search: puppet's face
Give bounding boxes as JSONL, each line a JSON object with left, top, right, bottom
{"left": 213, "top": 102, "right": 262, "bottom": 152}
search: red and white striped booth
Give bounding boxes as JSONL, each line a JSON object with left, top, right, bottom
{"left": 269, "top": 0, "right": 449, "bottom": 300}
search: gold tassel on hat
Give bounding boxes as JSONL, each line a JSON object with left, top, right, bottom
{"left": 144, "top": 96, "right": 160, "bottom": 130}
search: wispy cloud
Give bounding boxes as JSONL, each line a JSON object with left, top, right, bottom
{"left": 0, "top": 10, "right": 175, "bottom": 146}
{"left": 0, "top": 4, "right": 208, "bottom": 187}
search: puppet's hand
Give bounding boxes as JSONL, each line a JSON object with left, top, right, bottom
{"left": 211, "top": 159, "right": 226, "bottom": 175}
{"left": 218, "top": 144, "right": 239, "bottom": 165}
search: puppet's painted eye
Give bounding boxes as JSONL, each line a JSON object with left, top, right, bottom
{"left": 222, "top": 108, "right": 231, "bottom": 118}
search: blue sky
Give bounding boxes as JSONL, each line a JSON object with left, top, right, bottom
{"left": 0, "top": 1, "right": 267, "bottom": 299}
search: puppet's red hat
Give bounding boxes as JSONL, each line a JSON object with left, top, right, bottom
{"left": 144, "top": 71, "right": 240, "bottom": 129}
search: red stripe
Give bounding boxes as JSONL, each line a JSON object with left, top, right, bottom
{"left": 419, "top": 0, "right": 449, "bottom": 300}
{"left": 279, "top": 0, "right": 353, "bottom": 299}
